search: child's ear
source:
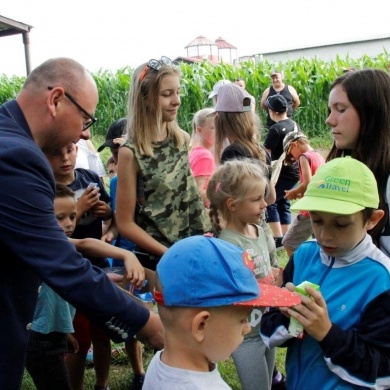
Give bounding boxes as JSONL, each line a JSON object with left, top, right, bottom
{"left": 191, "top": 310, "right": 210, "bottom": 343}
{"left": 226, "top": 197, "right": 236, "bottom": 212}
{"left": 366, "top": 209, "right": 385, "bottom": 230}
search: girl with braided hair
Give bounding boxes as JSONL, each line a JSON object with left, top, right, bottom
{"left": 206, "top": 158, "right": 283, "bottom": 390}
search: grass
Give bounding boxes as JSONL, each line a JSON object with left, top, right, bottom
{"left": 21, "top": 250, "right": 290, "bottom": 390}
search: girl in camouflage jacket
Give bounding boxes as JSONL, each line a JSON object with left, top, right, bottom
{"left": 116, "top": 57, "right": 210, "bottom": 270}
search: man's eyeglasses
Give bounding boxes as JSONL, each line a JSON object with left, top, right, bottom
{"left": 47, "top": 87, "right": 97, "bottom": 130}
{"left": 139, "top": 56, "right": 173, "bottom": 82}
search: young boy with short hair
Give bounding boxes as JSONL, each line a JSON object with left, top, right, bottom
{"left": 143, "top": 235, "right": 300, "bottom": 389}
{"left": 106, "top": 156, "right": 117, "bottom": 179}
{"left": 261, "top": 157, "right": 390, "bottom": 390}
{"left": 25, "top": 184, "right": 144, "bottom": 390}
{"left": 45, "top": 143, "right": 115, "bottom": 390}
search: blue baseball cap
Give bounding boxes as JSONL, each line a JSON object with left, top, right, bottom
{"left": 154, "top": 236, "right": 300, "bottom": 308}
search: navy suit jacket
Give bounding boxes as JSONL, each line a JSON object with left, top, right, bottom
{"left": 0, "top": 100, "right": 150, "bottom": 389}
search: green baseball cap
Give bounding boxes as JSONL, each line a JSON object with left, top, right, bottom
{"left": 291, "top": 157, "right": 379, "bottom": 215}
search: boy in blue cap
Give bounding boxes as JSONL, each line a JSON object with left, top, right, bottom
{"left": 143, "top": 235, "right": 300, "bottom": 389}
{"left": 261, "top": 157, "right": 390, "bottom": 390}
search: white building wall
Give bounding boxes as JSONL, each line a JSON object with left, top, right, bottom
{"left": 239, "top": 38, "right": 390, "bottom": 63}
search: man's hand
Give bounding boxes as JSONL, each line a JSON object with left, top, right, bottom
{"left": 135, "top": 311, "right": 164, "bottom": 350}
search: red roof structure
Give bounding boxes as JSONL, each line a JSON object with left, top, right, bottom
{"left": 184, "top": 35, "right": 218, "bottom": 62}
{"left": 215, "top": 37, "right": 237, "bottom": 49}
{"left": 215, "top": 37, "right": 237, "bottom": 63}
{"left": 179, "top": 35, "right": 238, "bottom": 64}
{"left": 185, "top": 35, "right": 216, "bottom": 48}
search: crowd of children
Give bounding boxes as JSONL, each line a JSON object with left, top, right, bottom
{"left": 22, "top": 59, "right": 390, "bottom": 390}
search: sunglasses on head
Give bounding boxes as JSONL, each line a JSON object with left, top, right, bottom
{"left": 285, "top": 134, "right": 307, "bottom": 155}
{"left": 287, "top": 142, "right": 294, "bottom": 155}
{"left": 139, "top": 56, "right": 173, "bottom": 82}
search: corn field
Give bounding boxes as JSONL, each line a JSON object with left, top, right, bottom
{"left": 1, "top": 51, "right": 389, "bottom": 139}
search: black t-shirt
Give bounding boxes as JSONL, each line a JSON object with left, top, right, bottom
{"left": 221, "top": 142, "right": 272, "bottom": 180}
{"left": 263, "top": 119, "right": 299, "bottom": 181}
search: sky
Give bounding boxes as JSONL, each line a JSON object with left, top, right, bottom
{"left": 1, "top": 0, "right": 390, "bottom": 77}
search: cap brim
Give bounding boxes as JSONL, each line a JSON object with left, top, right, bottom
{"left": 236, "top": 282, "right": 301, "bottom": 307}
{"left": 291, "top": 196, "right": 364, "bottom": 215}
{"left": 208, "top": 91, "right": 217, "bottom": 99}
{"left": 97, "top": 140, "right": 116, "bottom": 152}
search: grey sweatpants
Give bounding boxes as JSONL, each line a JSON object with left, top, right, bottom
{"left": 232, "top": 335, "right": 276, "bottom": 390}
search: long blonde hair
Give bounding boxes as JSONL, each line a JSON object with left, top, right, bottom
{"left": 126, "top": 61, "right": 185, "bottom": 156}
{"left": 190, "top": 107, "right": 216, "bottom": 148}
{"left": 207, "top": 159, "right": 269, "bottom": 235}
{"left": 192, "top": 108, "right": 215, "bottom": 133}
{"left": 214, "top": 111, "right": 265, "bottom": 165}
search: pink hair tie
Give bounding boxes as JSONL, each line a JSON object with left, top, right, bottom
{"left": 215, "top": 182, "right": 221, "bottom": 193}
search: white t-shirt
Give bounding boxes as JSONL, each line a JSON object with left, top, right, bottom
{"left": 143, "top": 350, "right": 231, "bottom": 390}
{"left": 75, "top": 140, "right": 106, "bottom": 178}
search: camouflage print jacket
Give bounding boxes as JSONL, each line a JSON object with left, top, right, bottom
{"left": 123, "top": 135, "right": 211, "bottom": 251}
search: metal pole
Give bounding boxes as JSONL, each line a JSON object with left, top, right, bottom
{"left": 22, "top": 31, "right": 31, "bottom": 75}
